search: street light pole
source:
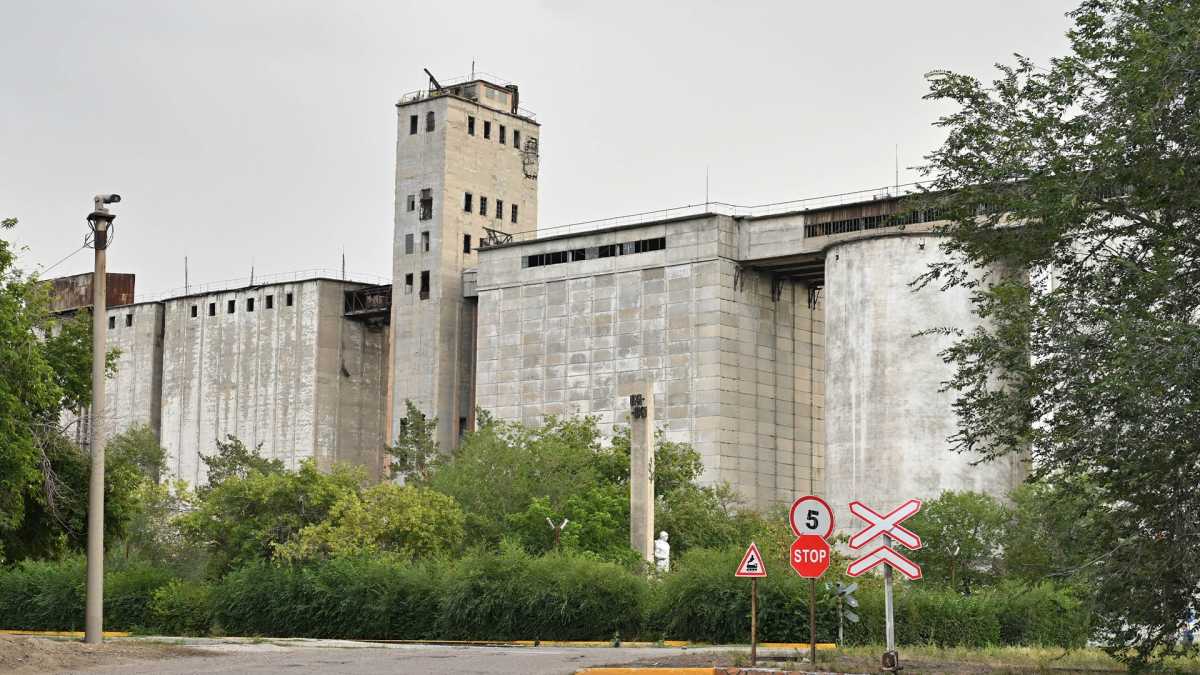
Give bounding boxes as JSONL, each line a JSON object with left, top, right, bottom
{"left": 85, "top": 193, "right": 119, "bottom": 645}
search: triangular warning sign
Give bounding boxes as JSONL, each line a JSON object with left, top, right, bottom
{"left": 735, "top": 542, "right": 767, "bottom": 578}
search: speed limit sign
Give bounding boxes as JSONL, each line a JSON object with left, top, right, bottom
{"left": 789, "top": 495, "right": 835, "bottom": 539}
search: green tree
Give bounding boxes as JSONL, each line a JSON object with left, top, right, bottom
{"left": 199, "top": 434, "right": 284, "bottom": 493}
{"left": 386, "top": 400, "right": 440, "bottom": 482}
{"left": 107, "top": 424, "right": 167, "bottom": 485}
{"left": 181, "top": 460, "right": 360, "bottom": 576}
{"left": 906, "top": 491, "right": 1010, "bottom": 593}
{"left": 919, "top": 0, "right": 1200, "bottom": 664}
{"left": 274, "top": 483, "right": 465, "bottom": 561}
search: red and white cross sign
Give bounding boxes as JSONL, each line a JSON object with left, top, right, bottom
{"left": 846, "top": 499, "right": 923, "bottom": 581}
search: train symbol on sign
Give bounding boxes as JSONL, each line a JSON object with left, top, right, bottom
{"left": 735, "top": 542, "right": 767, "bottom": 578}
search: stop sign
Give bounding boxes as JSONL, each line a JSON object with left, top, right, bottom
{"left": 790, "top": 535, "right": 831, "bottom": 578}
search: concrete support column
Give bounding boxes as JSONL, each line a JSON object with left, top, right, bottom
{"left": 628, "top": 381, "right": 654, "bottom": 564}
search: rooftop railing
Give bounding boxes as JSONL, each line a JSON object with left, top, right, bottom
{"left": 137, "top": 268, "right": 391, "bottom": 303}
{"left": 483, "top": 181, "right": 929, "bottom": 247}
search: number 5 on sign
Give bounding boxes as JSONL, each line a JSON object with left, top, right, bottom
{"left": 789, "top": 495, "right": 835, "bottom": 539}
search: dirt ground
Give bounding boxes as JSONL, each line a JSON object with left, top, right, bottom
{"left": 0, "top": 636, "right": 208, "bottom": 673}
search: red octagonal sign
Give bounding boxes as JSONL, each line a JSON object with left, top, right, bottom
{"left": 790, "top": 535, "right": 831, "bottom": 578}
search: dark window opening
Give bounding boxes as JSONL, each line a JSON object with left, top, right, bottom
{"left": 409, "top": 115, "right": 418, "bottom": 134}
{"left": 286, "top": 293, "right": 294, "bottom": 307}
{"left": 247, "top": 298, "right": 255, "bottom": 312}
{"left": 496, "top": 199, "right": 503, "bottom": 219}
{"left": 598, "top": 244, "right": 618, "bottom": 258}
{"left": 419, "top": 188, "right": 433, "bottom": 220}
{"left": 227, "top": 300, "right": 235, "bottom": 314}
{"left": 634, "top": 237, "right": 666, "bottom": 253}
{"left": 463, "top": 234, "right": 472, "bottom": 253}
{"left": 511, "top": 203, "right": 518, "bottom": 224}
{"left": 419, "top": 271, "right": 430, "bottom": 300}
{"left": 425, "top": 111, "right": 435, "bottom": 132}
{"left": 125, "top": 313, "right": 133, "bottom": 327}
{"left": 483, "top": 120, "right": 491, "bottom": 139}
{"left": 458, "top": 416, "right": 468, "bottom": 439}
{"left": 266, "top": 295, "right": 274, "bottom": 309}
{"left": 108, "top": 316, "right": 116, "bottom": 329}
{"left": 404, "top": 273, "right": 414, "bottom": 294}
{"left": 513, "top": 130, "right": 520, "bottom": 149}
{"left": 499, "top": 125, "right": 506, "bottom": 144}
{"left": 208, "top": 302, "right": 216, "bottom": 316}
{"left": 406, "top": 194, "right": 415, "bottom": 212}
{"left": 463, "top": 192, "right": 473, "bottom": 212}
{"left": 467, "top": 116, "right": 475, "bottom": 135}
{"left": 480, "top": 196, "right": 488, "bottom": 216}
{"left": 421, "top": 231, "right": 430, "bottom": 252}
{"left": 190, "top": 305, "right": 198, "bottom": 318}
{"left": 405, "top": 233, "right": 414, "bottom": 254}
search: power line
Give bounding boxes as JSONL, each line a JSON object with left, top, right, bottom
{"left": 41, "top": 245, "right": 87, "bottom": 275}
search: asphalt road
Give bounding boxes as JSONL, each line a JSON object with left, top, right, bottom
{"left": 64, "top": 640, "right": 732, "bottom": 674}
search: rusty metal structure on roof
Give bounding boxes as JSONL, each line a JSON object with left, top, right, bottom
{"left": 48, "top": 273, "right": 136, "bottom": 313}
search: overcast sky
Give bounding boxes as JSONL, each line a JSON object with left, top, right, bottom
{"left": 1, "top": 1, "right": 1077, "bottom": 297}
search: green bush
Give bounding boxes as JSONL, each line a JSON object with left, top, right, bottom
{"left": 0, "top": 556, "right": 86, "bottom": 631}
{"left": 149, "top": 580, "right": 212, "bottom": 636}
{"left": 647, "top": 546, "right": 838, "bottom": 643}
{"left": 991, "top": 581, "right": 1090, "bottom": 648}
{"left": 104, "top": 562, "right": 176, "bottom": 631}
{"left": 437, "top": 544, "right": 646, "bottom": 641}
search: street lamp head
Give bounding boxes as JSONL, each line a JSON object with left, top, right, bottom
{"left": 94, "top": 194, "right": 121, "bottom": 210}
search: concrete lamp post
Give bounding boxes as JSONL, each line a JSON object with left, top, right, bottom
{"left": 84, "top": 193, "right": 119, "bottom": 644}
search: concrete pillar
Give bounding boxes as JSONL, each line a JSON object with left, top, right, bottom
{"left": 628, "top": 381, "right": 654, "bottom": 564}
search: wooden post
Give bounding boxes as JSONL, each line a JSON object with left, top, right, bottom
{"left": 809, "top": 578, "right": 817, "bottom": 665}
{"left": 750, "top": 578, "right": 758, "bottom": 666}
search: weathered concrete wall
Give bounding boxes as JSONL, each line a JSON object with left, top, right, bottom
{"left": 390, "top": 94, "right": 539, "bottom": 450}
{"left": 475, "top": 215, "right": 822, "bottom": 508}
{"left": 61, "top": 302, "right": 164, "bottom": 448}
{"left": 160, "top": 279, "right": 386, "bottom": 485}
{"left": 823, "top": 233, "right": 1026, "bottom": 530}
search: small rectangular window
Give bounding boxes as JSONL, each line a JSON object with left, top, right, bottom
{"left": 480, "top": 196, "right": 488, "bottom": 216}
{"left": 467, "top": 116, "right": 475, "bottom": 135}
{"left": 191, "top": 305, "right": 198, "bottom": 318}
{"left": 266, "top": 295, "right": 274, "bottom": 309}
{"left": 496, "top": 199, "right": 503, "bottom": 219}
{"left": 247, "top": 298, "right": 255, "bottom": 312}
{"left": 419, "top": 271, "right": 430, "bottom": 300}
{"left": 483, "top": 121, "right": 491, "bottom": 139}
{"left": 425, "top": 111, "right": 435, "bottom": 132}
{"left": 421, "top": 231, "right": 430, "bottom": 252}
{"left": 125, "top": 313, "right": 133, "bottom": 327}
{"left": 404, "top": 273, "right": 414, "bottom": 294}
{"left": 108, "top": 316, "right": 116, "bottom": 330}
{"left": 286, "top": 293, "right": 294, "bottom": 307}
{"left": 458, "top": 416, "right": 468, "bottom": 439}
{"left": 405, "top": 233, "right": 414, "bottom": 255}
{"left": 463, "top": 234, "right": 472, "bottom": 253}
{"left": 209, "top": 302, "right": 216, "bottom": 316}
{"left": 499, "top": 125, "right": 506, "bottom": 145}
{"left": 409, "top": 115, "right": 418, "bottom": 135}
{"left": 513, "top": 130, "right": 520, "bottom": 149}
{"left": 406, "top": 195, "right": 415, "bottom": 212}
{"left": 599, "top": 244, "right": 617, "bottom": 258}
{"left": 227, "top": 300, "right": 235, "bottom": 314}
{"left": 463, "top": 192, "right": 473, "bottom": 212}
{"left": 419, "top": 188, "right": 433, "bottom": 220}
{"left": 511, "top": 203, "right": 519, "bottom": 224}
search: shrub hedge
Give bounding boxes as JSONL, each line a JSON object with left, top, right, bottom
{"left": 0, "top": 547, "right": 1090, "bottom": 646}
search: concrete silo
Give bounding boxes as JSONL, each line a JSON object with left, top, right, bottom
{"left": 822, "top": 233, "right": 1026, "bottom": 532}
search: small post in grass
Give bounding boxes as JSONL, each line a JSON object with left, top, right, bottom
{"left": 734, "top": 542, "right": 767, "bottom": 667}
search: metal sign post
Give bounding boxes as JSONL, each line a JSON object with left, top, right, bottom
{"left": 789, "top": 496, "right": 834, "bottom": 666}
{"left": 845, "top": 499, "right": 923, "bottom": 673}
{"left": 735, "top": 542, "right": 767, "bottom": 666}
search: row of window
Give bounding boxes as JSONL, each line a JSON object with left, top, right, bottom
{"left": 404, "top": 230, "right": 477, "bottom": 257}
{"left": 524, "top": 236, "right": 667, "bottom": 269}
{"left": 466, "top": 116, "right": 521, "bottom": 148}
{"left": 463, "top": 192, "right": 519, "bottom": 223}
{"left": 187, "top": 292, "right": 295, "bottom": 319}
{"left": 403, "top": 271, "right": 431, "bottom": 300}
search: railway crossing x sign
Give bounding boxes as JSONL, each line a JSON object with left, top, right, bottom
{"left": 846, "top": 499, "right": 923, "bottom": 581}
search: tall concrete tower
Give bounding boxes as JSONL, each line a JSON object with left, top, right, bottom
{"left": 389, "top": 72, "right": 540, "bottom": 450}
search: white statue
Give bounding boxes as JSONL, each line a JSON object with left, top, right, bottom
{"left": 653, "top": 531, "right": 670, "bottom": 572}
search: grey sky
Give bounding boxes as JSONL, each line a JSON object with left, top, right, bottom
{"left": 1, "top": 0, "right": 1076, "bottom": 297}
